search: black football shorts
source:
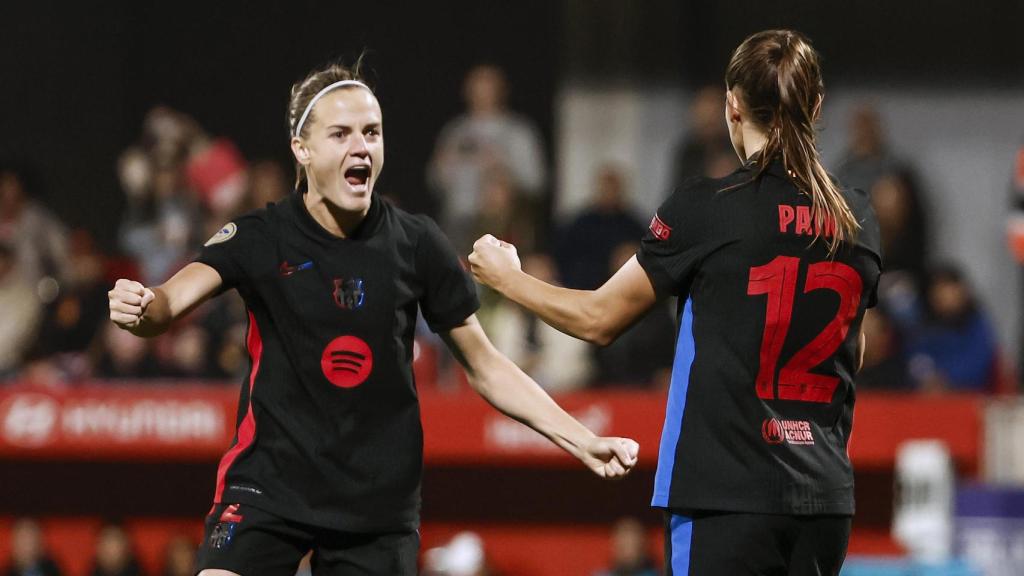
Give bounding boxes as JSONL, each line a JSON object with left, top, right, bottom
{"left": 196, "top": 502, "right": 419, "bottom": 575}
{"left": 664, "top": 510, "right": 851, "bottom": 576}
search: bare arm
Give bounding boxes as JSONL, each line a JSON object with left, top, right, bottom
{"left": 851, "top": 309, "right": 871, "bottom": 373}
{"left": 108, "top": 262, "right": 223, "bottom": 338}
{"left": 469, "top": 235, "right": 658, "bottom": 345}
{"left": 857, "top": 327, "right": 867, "bottom": 373}
{"left": 442, "top": 315, "right": 639, "bottom": 478}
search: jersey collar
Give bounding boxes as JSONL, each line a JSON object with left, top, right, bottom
{"left": 289, "top": 190, "right": 384, "bottom": 243}
{"left": 741, "top": 152, "right": 788, "bottom": 177}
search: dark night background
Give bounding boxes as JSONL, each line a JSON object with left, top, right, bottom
{"left": 2, "top": 1, "right": 1020, "bottom": 250}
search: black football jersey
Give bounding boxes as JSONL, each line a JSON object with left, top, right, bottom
{"left": 195, "top": 192, "right": 479, "bottom": 531}
{"left": 638, "top": 157, "right": 882, "bottom": 516}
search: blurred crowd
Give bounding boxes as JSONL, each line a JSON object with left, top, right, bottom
{"left": 3, "top": 518, "right": 194, "bottom": 576}
{"left": 0, "top": 107, "right": 286, "bottom": 387}
{"left": 0, "top": 63, "right": 1015, "bottom": 395}
{"left": 3, "top": 515, "right": 660, "bottom": 576}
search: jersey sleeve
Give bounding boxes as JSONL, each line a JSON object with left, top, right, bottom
{"left": 636, "top": 180, "right": 711, "bottom": 297}
{"left": 193, "top": 214, "right": 266, "bottom": 290}
{"left": 416, "top": 217, "right": 481, "bottom": 332}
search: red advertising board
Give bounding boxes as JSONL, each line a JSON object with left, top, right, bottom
{"left": 0, "top": 384, "right": 983, "bottom": 471}
{"left": 0, "top": 384, "right": 237, "bottom": 460}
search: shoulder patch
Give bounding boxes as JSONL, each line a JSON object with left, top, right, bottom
{"left": 205, "top": 222, "right": 238, "bottom": 246}
{"left": 649, "top": 214, "right": 672, "bottom": 240}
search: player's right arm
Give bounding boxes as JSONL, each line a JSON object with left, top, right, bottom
{"left": 472, "top": 182, "right": 706, "bottom": 346}
{"left": 469, "top": 236, "right": 657, "bottom": 346}
{"left": 108, "top": 262, "right": 223, "bottom": 338}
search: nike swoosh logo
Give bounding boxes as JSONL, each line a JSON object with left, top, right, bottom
{"left": 279, "top": 260, "right": 313, "bottom": 277}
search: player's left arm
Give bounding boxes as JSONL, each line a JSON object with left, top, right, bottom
{"left": 441, "top": 315, "right": 639, "bottom": 479}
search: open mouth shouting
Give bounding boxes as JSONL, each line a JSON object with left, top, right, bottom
{"left": 344, "top": 164, "right": 371, "bottom": 192}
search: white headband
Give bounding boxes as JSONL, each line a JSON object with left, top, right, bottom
{"left": 293, "top": 80, "right": 371, "bottom": 138}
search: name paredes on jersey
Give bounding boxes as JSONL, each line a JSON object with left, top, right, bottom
{"left": 777, "top": 204, "right": 836, "bottom": 238}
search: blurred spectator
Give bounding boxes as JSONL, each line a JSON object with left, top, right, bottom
{"left": 554, "top": 164, "right": 645, "bottom": 290}
{"left": 89, "top": 523, "right": 142, "bottom": 576}
{"left": 3, "top": 517, "right": 63, "bottom": 576}
{"left": 593, "top": 242, "right": 675, "bottom": 388}
{"left": 593, "top": 517, "right": 658, "bottom": 576}
{"left": 0, "top": 243, "right": 43, "bottom": 378}
{"left": 120, "top": 105, "right": 249, "bottom": 287}
{"left": 244, "top": 159, "right": 289, "bottom": 212}
{"left": 93, "top": 323, "right": 160, "bottom": 380}
{"left": 19, "top": 358, "right": 67, "bottom": 389}
{"left": 870, "top": 169, "right": 930, "bottom": 280}
{"left": 906, "top": 264, "right": 998, "bottom": 392}
{"left": 834, "top": 104, "right": 906, "bottom": 194}
{"left": 106, "top": 106, "right": 257, "bottom": 382}
{"left": 185, "top": 135, "right": 247, "bottom": 220}
{"left": 116, "top": 147, "right": 199, "bottom": 286}
{"left": 856, "top": 307, "right": 911, "bottom": 390}
{"left": 668, "top": 85, "right": 738, "bottom": 186}
{"left": 868, "top": 168, "right": 932, "bottom": 337}
{"left": 462, "top": 166, "right": 537, "bottom": 258}
{"left": 31, "top": 230, "right": 110, "bottom": 379}
{"left": 428, "top": 64, "right": 546, "bottom": 249}
{"left": 156, "top": 323, "right": 216, "bottom": 378}
{"left": 0, "top": 165, "right": 71, "bottom": 292}
{"left": 159, "top": 534, "right": 194, "bottom": 576}
{"left": 422, "top": 532, "right": 493, "bottom": 576}
{"left": 141, "top": 107, "right": 197, "bottom": 168}
{"left": 1007, "top": 136, "right": 1024, "bottom": 385}
{"left": 203, "top": 296, "right": 251, "bottom": 380}
{"left": 486, "top": 253, "right": 592, "bottom": 393}
{"left": 468, "top": 168, "right": 540, "bottom": 360}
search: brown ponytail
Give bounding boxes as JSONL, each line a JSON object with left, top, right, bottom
{"left": 286, "top": 55, "right": 371, "bottom": 190}
{"left": 725, "top": 30, "right": 859, "bottom": 254}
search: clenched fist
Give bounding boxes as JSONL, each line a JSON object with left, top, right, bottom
{"left": 582, "top": 436, "right": 641, "bottom": 480}
{"left": 108, "top": 279, "right": 155, "bottom": 330}
{"left": 468, "top": 234, "right": 521, "bottom": 291}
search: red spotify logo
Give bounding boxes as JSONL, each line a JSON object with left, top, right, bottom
{"left": 320, "top": 336, "right": 373, "bottom": 388}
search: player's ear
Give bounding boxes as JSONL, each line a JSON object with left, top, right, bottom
{"left": 725, "top": 90, "right": 743, "bottom": 124}
{"left": 291, "top": 137, "right": 311, "bottom": 167}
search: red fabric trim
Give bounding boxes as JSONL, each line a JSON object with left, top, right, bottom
{"left": 213, "top": 310, "right": 262, "bottom": 502}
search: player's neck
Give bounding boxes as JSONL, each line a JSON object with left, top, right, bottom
{"left": 740, "top": 126, "right": 769, "bottom": 160}
{"left": 303, "top": 191, "right": 369, "bottom": 239}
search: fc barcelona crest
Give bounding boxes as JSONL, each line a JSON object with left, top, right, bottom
{"left": 209, "top": 521, "right": 237, "bottom": 549}
{"left": 333, "top": 278, "right": 365, "bottom": 310}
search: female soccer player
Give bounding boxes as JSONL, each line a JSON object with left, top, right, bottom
{"left": 108, "top": 61, "right": 638, "bottom": 576}
{"left": 471, "top": 30, "right": 882, "bottom": 575}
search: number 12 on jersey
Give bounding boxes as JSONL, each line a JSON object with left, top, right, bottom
{"left": 747, "top": 256, "right": 862, "bottom": 404}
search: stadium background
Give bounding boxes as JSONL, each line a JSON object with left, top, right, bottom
{"left": 1, "top": 1, "right": 1023, "bottom": 575}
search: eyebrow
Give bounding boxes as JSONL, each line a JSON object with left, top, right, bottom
{"left": 326, "top": 123, "right": 381, "bottom": 130}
